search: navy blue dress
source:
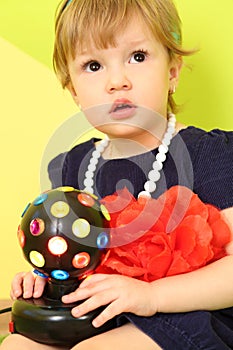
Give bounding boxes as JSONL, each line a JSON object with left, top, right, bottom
{"left": 48, "top": 126, "right": 233, "bottom": 349}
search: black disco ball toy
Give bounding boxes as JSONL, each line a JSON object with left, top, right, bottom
{"left": 10, "top": 187, "right": 116, "bottom": 346}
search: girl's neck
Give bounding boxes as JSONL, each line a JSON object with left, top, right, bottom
{"left": 100, "top": 121, "right": 186, "bottom": 160}
{"left": 101, "top": 136, "right": 161, "bottom": 159}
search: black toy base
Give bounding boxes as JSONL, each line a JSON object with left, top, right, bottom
{"left": 11, "top": 298, "right": 117, "bottom": 347}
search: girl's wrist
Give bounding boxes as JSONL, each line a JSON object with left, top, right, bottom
{"left": 150, "top": 276, "right": 184, "bottom": 314}
{"left": 150, "top": 279, "right": 164, "bottom": 314}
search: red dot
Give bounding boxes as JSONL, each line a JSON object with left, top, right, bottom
{"left": 17, "top": 226, "right": 25, "bottom": 248}
{"left": 72, "top": 252, "right": 90, "bottom": 269}
{"left": 77, "top": 193, "right": 95, "bottom": 207}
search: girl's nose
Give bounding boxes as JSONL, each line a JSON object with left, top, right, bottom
{"left": 106, "top": 69, "right": 132, "bottom": 93}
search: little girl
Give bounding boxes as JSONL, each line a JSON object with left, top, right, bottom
{"left": 2, "top": 0, "right": 233, "bottom": 349}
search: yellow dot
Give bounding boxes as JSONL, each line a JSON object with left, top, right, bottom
{"left": 72, "top": 218, "right": 91, "bottom": 238}
{"left": 100, "top": 204, "right": 111, "bottom": 221}
{"left": 81, "top": 190, "right": 98, "bottom": 200}
{"left": 88, "top": 193, "right": 98, "bottom": 200}
{"left": 29, "top": 251, "right": 45, "bottom": 268}
{"left": 50, "top": 201, "right": 70, "bottom": 218}
{"left": 57, "top": 186, "right": 74, "bottom": 192}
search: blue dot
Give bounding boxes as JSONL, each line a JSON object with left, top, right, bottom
{"left": 97, "top": 232, "right": 109, "bottom": 249}
{"left": 33, "top": 193, "right": 48, "bottom": 206}
{"left": 33, "top": 269, "right": 48, "bottom": 279}
{"left": 21, "top": 203, "right": 31, "bottom": 217}
{"left": 51, "top": 270, "right": 70, "bottom": 281}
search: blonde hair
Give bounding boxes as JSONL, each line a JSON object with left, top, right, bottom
{"left": 53, "top": 0, "right": 195, "bottom": 113}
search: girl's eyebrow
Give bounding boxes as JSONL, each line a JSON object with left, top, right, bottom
{"left": 128, "top": 38, "right": 150, "bottom": 45}
{"left": 78, "top": 38, "right": 150, "bottom": 56}
{"left": 120, "top": 37, "right": 150, "bottom": 48}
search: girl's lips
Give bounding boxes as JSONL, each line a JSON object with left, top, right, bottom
{"left": 109, "top": 99, "right": 137, "bottom": 120}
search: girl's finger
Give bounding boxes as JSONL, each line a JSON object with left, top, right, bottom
{"left": 33, "top": 275, "right": 47, "bottom": 298}
{"left": 79, "top": 273, "right": 110, "bottom": 288}
{"left": 11, "top": 272, "right": 27, "bottom": 299}
{"left": 62, "top": 284, "right": 99, "bottom": 303}
{"left": 71, "top": 287, "right": 116, "bottom": 318}
{"left": 22, "top": 272, "right": 35, "bottom": 298}
{"left": 92, "top": 299, "right": 121, "bottom": 328}
{"left": 63, "top": 275, "right": 113, "bottom": 303}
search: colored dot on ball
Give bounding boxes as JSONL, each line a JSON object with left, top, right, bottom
{"left": 57, "top": 186, "right": 74, "bottom": 192}
{"left": 51, "top": 270, "right": 70, "bottom": 281}
{"left": 30, "top": 218, "right": 45, "bottom": 236}
{"left": 72, "top": 218, "right": 90, "bottom": 238}
{"left": 17, "top": 226, "right": 26, "bottom": 248}
{"left": 77, "top": 193, "right": 95, "bottom": 207}
{"left": 29, "top": 251, "right": 45, "bottom": 268}
{"left": 33, "top": 269, "right": 48, "bottom": 279}
{"left": 50, "top": 201, "right": 70, "bottom": 218}
{"left": 21, "top": 203, "right": 31, "bottom": 218}
{"left": 48, "top": 237, "right": 68, "bottom": 255}
{"left": 72, "top": 252, "right": 90, "bottom": 269}
{"left": 88, "top": 192, "right": 98, "bottom": 200}
{"left": 97, "top": 232, "right": 109, "bottom": 249}
{"left": 100, "top": 204, "right": 111, "bottom": 221}
{"left": 33, "top": 193, "right": 48, "bottom": 206}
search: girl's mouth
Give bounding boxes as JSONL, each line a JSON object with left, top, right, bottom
{"left": 109, "top": 99, "right": 137, "bottom": 120}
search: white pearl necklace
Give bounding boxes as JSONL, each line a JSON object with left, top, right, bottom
{"left": 83, "top": 113, "right": 176, "bottom": 198}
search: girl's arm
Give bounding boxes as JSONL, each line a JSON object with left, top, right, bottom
{"left": 153, "top": 253, "right": 233, "bottom": 313}
{"left": 153, "top": 206, "right": 233, "bottom": 313}
{"left": 63, "top": 207, "right": 233, "bottom": 327}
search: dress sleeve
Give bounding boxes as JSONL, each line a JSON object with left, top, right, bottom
{"left": 47, "top": 152, "right": 68, "bottom": 189}
{"left": 193, "top": 129, "right": 233, "bottom": 210}
{"left": 47, "top": 138, "right": 97, "bottom": 190}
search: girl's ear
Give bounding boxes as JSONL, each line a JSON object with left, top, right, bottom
{"left": 169, "top": 56, "right": 183, "bottom": 92}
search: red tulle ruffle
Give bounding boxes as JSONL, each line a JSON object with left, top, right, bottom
{"left": 96, "top": 186, "right": 232, "bottom": 282}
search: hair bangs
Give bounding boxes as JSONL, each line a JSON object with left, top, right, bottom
{"left": 66, "top": 0, "right": 144, "bottom": 55}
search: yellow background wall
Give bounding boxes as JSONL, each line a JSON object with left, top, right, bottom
{"left": 0, "top": 0, "right": 233, "bottom": 298}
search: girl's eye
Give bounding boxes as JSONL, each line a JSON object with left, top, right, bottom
{"left": 129, "top": 51, "right": 148, "bottom": 64}
{"left": 83, "top": 61, "right": 102, "bottom": 72}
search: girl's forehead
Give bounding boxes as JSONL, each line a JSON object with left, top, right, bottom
{"left": 75, "top": 13, "right": 157, "bottom": 53}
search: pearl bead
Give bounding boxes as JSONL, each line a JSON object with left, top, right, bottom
{"left": 148, "top": 169, "right": 161, "bottom": 182}
{"left": 138, "top": 191, "right": 151, "bottom": 198}
{"left": 84, "top": 187, "right": 94, "bottom": 194}
{"left": 169, "top": 114, "right": 176, "bottom": 123}
{"left": 156, "top": 152, "right": 166, "bottom": 163}
{"left": 163, "top": 134, "right": 172, "bottom": 146}
{"left": 88, "top": 163, "right": 97, "bottom": 172}
{"left": 152, "top": 161, "right": 163, "bottom": 171}
{"left": 92, "top": 150, "right": 101, "bottom": 158}
{"left": 101, "top": 137, "right": 109, "bottom": 147}
{"left": 144, "top": 180, "right": 157, "bottom": 193}
{"left": 97, "top": 145, "right": 105, "bottom": 153}
{"left": 90, "top": 158, "right": 98, "bottom": 166}
{"left": 85, "top": 170, "right": 94, "bottom": 179}
{"left": 167, "top": 125, "right": 174, "bottom": 134}
{"left": 84, "top": 178, "right": 94, "bottom": 187}
{"left": 158, "top": 144, "right": 168, "bottom": 154}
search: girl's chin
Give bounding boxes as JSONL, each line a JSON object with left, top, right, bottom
{"left": 95, "top": 124, "right": 147, "bottom": 138}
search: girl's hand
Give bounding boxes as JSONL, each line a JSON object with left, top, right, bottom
{"left": 62, "top": 274, "right": 157, "bottom": 328}
{"left": 10, "top": 271, "right": 46, "bottom": 300}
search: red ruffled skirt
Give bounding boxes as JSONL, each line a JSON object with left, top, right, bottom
{"left": 97, "top": 186, "right": 232, "bottom": 282}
